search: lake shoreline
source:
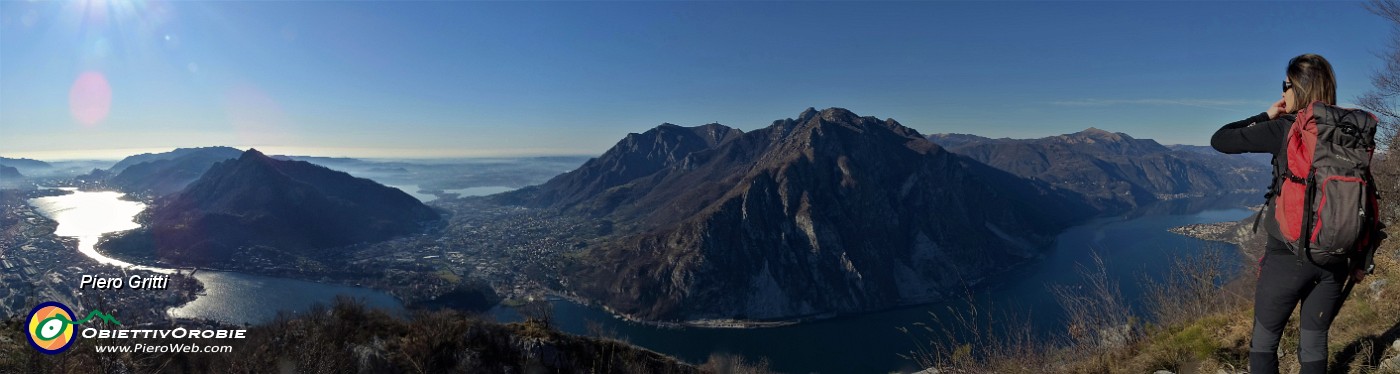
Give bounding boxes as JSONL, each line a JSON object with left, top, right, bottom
{"left": 13, "top": 188, "right": 203, "bottom": 325}
{"left": 23, "top": 188, "right": 408, "bottom": 327}
{"left": 544, "top": 258, "right": 1041, "bottom": 330}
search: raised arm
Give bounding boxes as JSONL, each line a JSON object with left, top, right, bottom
{"left": 1210, "top": 112, "right": 1290, "bottom": 154}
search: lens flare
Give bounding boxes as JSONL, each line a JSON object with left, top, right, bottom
{"left": 69, "top": 71, "right": 112, "bottom": 127}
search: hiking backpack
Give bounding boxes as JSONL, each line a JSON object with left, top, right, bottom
{"left": 1260, "top": 100, "right": 1385, "bottom": 271}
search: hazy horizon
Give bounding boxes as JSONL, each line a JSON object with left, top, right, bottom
{"left": 0, "top": 121, "right": 1245, "bottom": 163}
{"left": 2, "top": 1, "right": 1389, "bottom": 160}
{"left": 0, "top": 145, "right": 600, "bottom": 162}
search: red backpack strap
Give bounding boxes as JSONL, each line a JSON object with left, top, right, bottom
{"left": 1274, "top": 104, "right": 1317, "bottom": 245}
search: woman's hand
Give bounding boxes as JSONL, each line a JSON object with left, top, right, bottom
{"left": 1267, "top": 98, "right": 1287, "bottom": 119}
{"left": 1353, "top": 268, "right": 1367, "bottom": 282}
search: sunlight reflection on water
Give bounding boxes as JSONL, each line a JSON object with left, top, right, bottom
{"left": 28, "top": 188, "right": 171, "bottom": 273}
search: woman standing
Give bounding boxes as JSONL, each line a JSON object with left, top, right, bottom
{"left": 1211, "top": 53, "right": 1366, "bottom": 374}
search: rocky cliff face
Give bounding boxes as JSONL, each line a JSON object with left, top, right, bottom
{"left": 504, "top": 122, "right": 743, "bottom": 215}
{"left": 930, "top": 129, "right": 1271, "bottom": 212}
{"left": 510, "top": 108, "right": 1096, "bottom": 321}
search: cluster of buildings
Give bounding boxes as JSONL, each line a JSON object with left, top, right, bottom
{"left": 343, "top": 198, "right": 599, "bottom": 303}
{"left": 0, "top": 191, "right": 199, "bottom": 323}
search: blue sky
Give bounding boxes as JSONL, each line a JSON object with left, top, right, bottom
{"left": 0, "top": 1, "right": 1390, "bottom": 160}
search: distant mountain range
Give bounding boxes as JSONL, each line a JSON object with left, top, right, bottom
{"left": 106, "top": 149, "right": 439, "bottom": 265}
{"left": 96, "top": 147, "right": 380, "bottom": 198}
{"left": 108, "top": 147, "right": 240, "bottom": 173}
{"left": 504, "top": 108, "right": 1099, "bottom": 321}
{"left": 927, "top": 129, "right": 1271, "bottom": 211}
{"left": 0, "top": 157, "right": 51, "bottom": 176}
{"left": 105, "top": 147, "right": 245, "bottom": 196}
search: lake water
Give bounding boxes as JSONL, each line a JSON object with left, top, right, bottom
{"left": 28, "top": 188, "right": 171, "bottom": 274}
{"left": 168, "top": 271, "right": 403, "bottom": 326}
{"left": 27, "top": 188, "right": 405, "bottom": 326}
{"left": 386, "top": 184, "right": 439, "bottom": 202}
{"left": 489, "top": 204, "right": 1255, "bottom": 373}
{"left": 385, "top": 184, "right": 516, "bottom": 202}
{"left": 442, "top": 186, "right": 515, "bottom": 196}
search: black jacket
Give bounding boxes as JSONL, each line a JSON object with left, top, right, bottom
{"left": 1210, "top": 112, "right": 1293, "bottom": 155}
{"left": 1210, "top": 111, "right": 1296, "bottom": 253}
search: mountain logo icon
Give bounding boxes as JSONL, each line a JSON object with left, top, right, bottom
{"left": 25, "top": 301, "right": 122, "bottom": 354}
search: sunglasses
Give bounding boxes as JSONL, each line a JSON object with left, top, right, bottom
{"left": 1283, "top": 80, "right": 1294, "bottom": 92}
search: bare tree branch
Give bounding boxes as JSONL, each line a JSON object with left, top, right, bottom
{"left": 1363, "top": 1, "right": 1400, "bottom": 150}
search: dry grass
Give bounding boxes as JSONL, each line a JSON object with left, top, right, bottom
{"left": 900, "top": 251, "right": 1134, "bottom": 373}
{"left": 903, "top": 235, "right": 1400, "bottom": 374}
{"left": 898, "top": 290, "right": 1048, "bottom": 373}
{"left": 1328, "top": 242, "right": 1400, "bottom": 373}
{"left": 696, "top": 353, "right": 773, "bottom": 374}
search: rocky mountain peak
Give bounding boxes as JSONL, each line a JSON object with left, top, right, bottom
{"left": 239, "top": 148, "right": 268, "bottom": 161}
{"left": 1049, "top": 127, "right": 1170, "bottom": 156}
{"left": 779, "top": 107, "right": 927, "bottom": 146}
{"left": 1068, "top": 127, "right": 1127, "bottom": 142}
{"left": 816, "top": 107, "right": 861, "bottom": 124}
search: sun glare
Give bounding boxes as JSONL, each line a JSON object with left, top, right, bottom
{"left": 73, "top": 0, "right": 141, "bottom": 25}
{"left": 52, "top": 0, "right": 173, "bottom": 128}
